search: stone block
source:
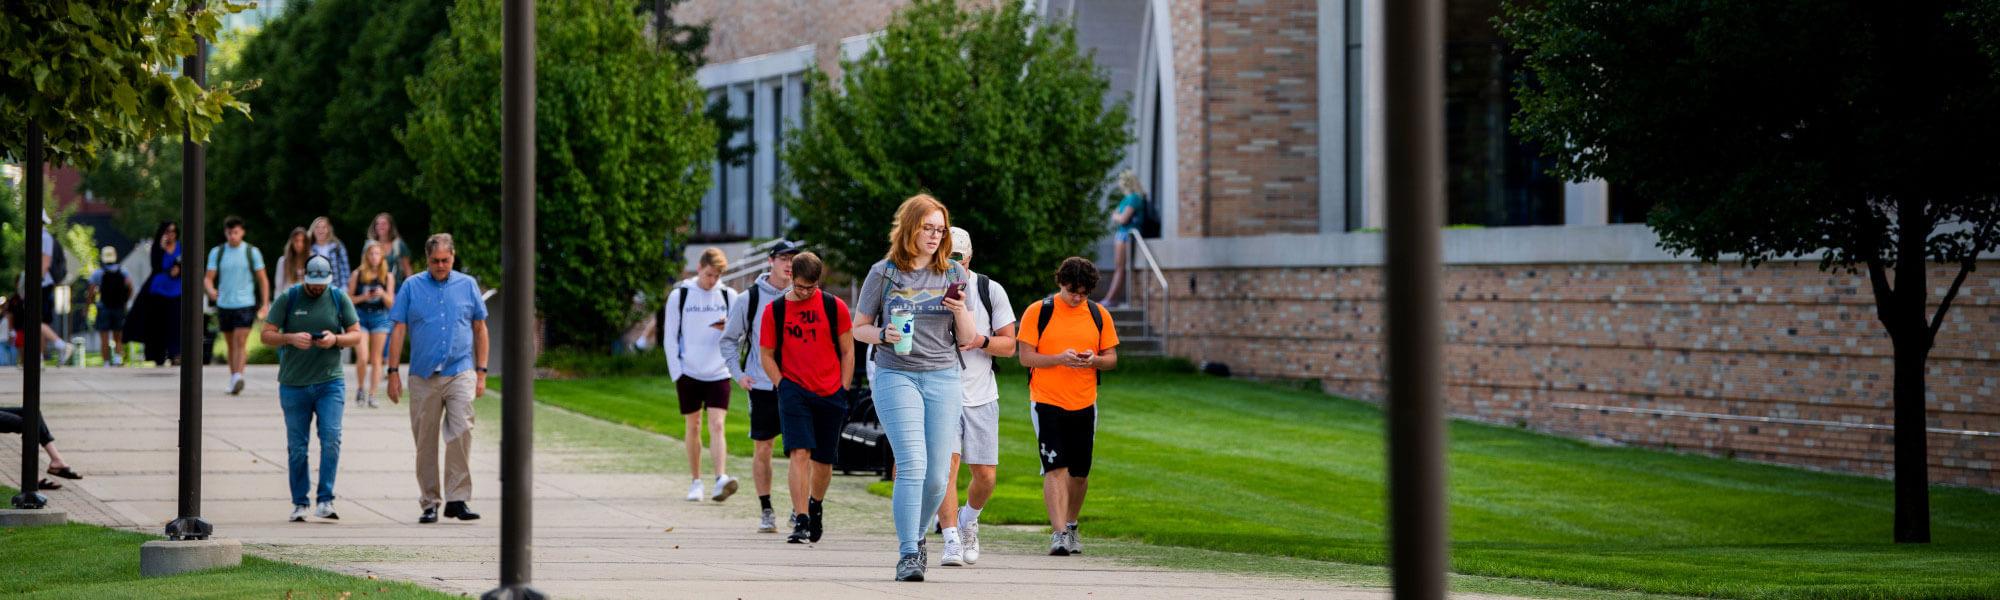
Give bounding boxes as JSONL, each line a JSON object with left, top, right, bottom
{"left": 140, "top": 538, "right": 243, "bottom": 578}
{"left": 0, "top": 508, "right": 68, "bottom": 527}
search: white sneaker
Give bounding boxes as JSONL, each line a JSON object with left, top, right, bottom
{"left": 313, "top": 500, "right": 340, "bottom": 520}
{"left": 365, "top": 393, "right": 379, "bottom": 409}
{"left": 289, "top": 505, "right": 308, "bottom": 522}
{"left": 940, "top": 531, "right": 966, "bottom": 567}
{"left": 962, "top": 517, "right": 981, "bottom": 564}
{"left": 685, "top": 479, "right": 704, "bottom": 502}
{"left": 229, "top": 373, "right": 245, "bottom": 395}
{"left": 108, "top": 354, "right": 124, "bottom": 367}
{"left": 711, "top": 474, "right": 739, "bottom": 502}
{"left": 55, "top": 342, "right": 73, "bottom": 366}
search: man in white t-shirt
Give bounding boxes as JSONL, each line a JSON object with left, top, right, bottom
{"left": 935, "top": 227, "right": 1017, "bottom": 567}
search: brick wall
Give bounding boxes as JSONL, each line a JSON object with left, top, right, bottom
{"left": 1153, "top": 260, "right": 2000, "bottom": 488}
{"left": 1199, "top": 0, "right": 1322, "bottom": 236}
{"left": 1170, "top": 0, "right": 1208, "bottom": 238}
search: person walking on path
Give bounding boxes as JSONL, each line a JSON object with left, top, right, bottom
{"left": 384, "top": 233, "right": 490, "bottom": 524}
{"left": 363, "top": 212, "right": 415, "bottom": 281}
{"left": 128, "top": 221, "right": 183, "bottom": 366}
{"left": 1017, "top": 257, "right": 1119, "bottom": 556}
{"left": 350, "top": 243, "right": 397, "bottom": 409}
{"left": 666, "top": 247, "right": 740, "bottom": 503}
{"left": 87, "top": 246, "right": 134, "bottom": 367}
{"left": 16, "top": 211, "right": 75, "bottom": 365}
{"left": 206, "top": 216, "right": 271, "bottom": 395}
{"left": 718, "top": 241, "right": 802, "bottom": 532}
{"left": 755, "top": 252, "right": 853, "bottom": 545}
{"left": 275, "top": 227, "right": 311, "bottom": 290}
{"left": 308, "top": 217, "right": 352, "bottom": 291}
{"left": 934, "top": 227, "right": 1017, "bottom": 567}
{"left": 1100, "top": 171, "right": 1146, "bottom": 307}
{"left": 851, "top": 194, "right": 982, "bottom": 582}
{"left": 259, "top": 255, "right": 364, "bottom": 523}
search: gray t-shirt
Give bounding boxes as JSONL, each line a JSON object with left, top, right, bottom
{"left": 854, "top": 259, "right": 971, "bottom": 372}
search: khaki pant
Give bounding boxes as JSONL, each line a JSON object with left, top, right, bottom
{"left": 409, "top": 371, "right": 476, "bottom": 509}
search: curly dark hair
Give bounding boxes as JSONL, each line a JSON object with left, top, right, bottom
{"left": 1055, "top": 256, "right": 1099, "bottom": 295}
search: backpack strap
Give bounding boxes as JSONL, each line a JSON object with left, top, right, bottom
{"left": 771, "top": 295, "right": 790, "bottom": 371}
{"left": 1030, "top": 297, "right": 1107, "bottom": 385}
{"left": 740, "top": 284, "right": 762, "bottom": 371}
{"left": 672, "top": 286, "right": 688, "bottom": 359}
{"left": 976, "top": 274, "right": 992, "bottom": 324}
{"left": 820, "top": 292, "right": 840, "bottom": 358}
{"left": 1087, "top": 299, "right": 1105, "bottom": 384}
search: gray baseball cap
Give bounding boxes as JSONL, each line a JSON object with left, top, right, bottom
{"left": 304, "top": 255, "right": 336, "bottom": 285}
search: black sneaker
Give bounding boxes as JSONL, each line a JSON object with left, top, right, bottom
{"left": 419, "top": 507, "right": 439, "bottom": 524}
{"left": 444, "top": 501, "right": 481, "bottom": 521}
{"left": 787, "top": 514, "right": 810, "bottom": 544}
{"left": 807, "top": 499, "right": 825, "bottom": 543}
{"left": 895, "top": 552, "right": 925, "bottom": 582}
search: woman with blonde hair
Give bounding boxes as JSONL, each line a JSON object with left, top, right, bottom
{"left": 308, "top": 217, "right": 352, "bottom": 290}
{"left": 349, "top": 242, "right": 397, "bottom": 408}
{"left": 852, "top": 194, "right": 981, "bottom": 582}
{"left": 1101, "top": 170, "right": 1145, "bottom": 307}
{"left": 664, "top": 247, "right": 740, "bottom": 503}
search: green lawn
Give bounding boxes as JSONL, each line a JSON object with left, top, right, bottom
{"left": 0, "top": 490, "right": 453, "bottom": 599}
{"left": 527, "top": 363, "right": 2000, "bottom": 600}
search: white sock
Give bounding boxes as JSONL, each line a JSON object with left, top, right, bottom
{"left": 961, "top": 505, "right": 982, "bottom": 523}
{"left": 943, "top": 527, "right": 960, "bottom": 544}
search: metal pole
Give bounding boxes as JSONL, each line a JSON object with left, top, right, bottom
{"left": 1382, "top": 0, "right": 1446, "bottom": 598}
{"left": 12, "top": 123, "right": 47, "bottom": 510}
{"left": 484, "top": 0, "right": 541, "bottom": 596}
{"left": 166, "top": 22, "right": 213, "bottom": 541}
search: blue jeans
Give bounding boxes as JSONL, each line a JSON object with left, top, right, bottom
{"left": 280, "top": 379, "right": 346, "bottom": 507}
{"left": 873, "top": 367, "right": 963, "bottom": 554}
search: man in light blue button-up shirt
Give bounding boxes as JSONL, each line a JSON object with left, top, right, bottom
{"left": 384, "top": 233, "right": 489, "bottom": 524}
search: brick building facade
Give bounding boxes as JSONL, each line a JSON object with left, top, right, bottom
{"left": 679, "top": 0, "right": 2000, "bottom": 489}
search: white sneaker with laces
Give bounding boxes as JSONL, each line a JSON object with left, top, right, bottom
{"left": 313, "top": 500, "right": 340, "bottom": 520}
{"left": 711, "top": 474, "right": 739, "bottom": 501}
{"left": 289, "top": 505, "right": 309, "bottom": 522}
{"left": 940, "top": 530, "right": 966, "bottom": 567}
{"left": 962, "top": 517, "right": 981, "bottom": 564}
{"left": 685, "top": 479, "right": 704, "bottom": 502}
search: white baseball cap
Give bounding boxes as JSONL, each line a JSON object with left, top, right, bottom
{"left": 304, "top": 255, "right": 336, "bottom": 285}
{"left": 949, "top": 226, "right": 972, "bottom": 261}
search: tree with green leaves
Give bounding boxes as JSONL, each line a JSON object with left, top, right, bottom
{"left": 1502, "top": 0, "right": 2000, "bottom": 543}
{"left": 403, "top": 0, "right": 716, "bottom": 348}
{"left": 2, "top": 0, "right": 252, "bottom": 164}
{"left": 779, "top": 0, "right": 1131, "bottom": 291}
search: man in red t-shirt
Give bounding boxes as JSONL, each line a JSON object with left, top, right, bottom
{"left": 758, "top": 252, "right": 854, "bottom": 544}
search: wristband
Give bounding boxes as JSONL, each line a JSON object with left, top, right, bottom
{"left": 477, "top": 367, "right": 489, "bottom": 373}
{"left": 385, "top": 367, "right": 399, "bottom": 374}
{"left": 979, "top": 335, "right": 991, "bottom": 349}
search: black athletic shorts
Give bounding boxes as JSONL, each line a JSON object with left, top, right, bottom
{"left": 676, "top": 376, "right": 731, "bottom": 414}
{"left": 1033, "top": 403, "right": 1097, "bottom": 478}
{"left": 747, "top": 388, "right": 781, "bottom": 441}
{"left": 217, "top": 306, "right": 258, "bottom": 332}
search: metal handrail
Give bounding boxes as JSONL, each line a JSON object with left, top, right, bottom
{"left": 1129, "top": 234, "right": 1169, "bottom": 354}
{"left": 717, "top": 240, "right": 805, "bottom": 289}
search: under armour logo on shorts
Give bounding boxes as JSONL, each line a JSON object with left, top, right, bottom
{"left": 1040, "top": 444, "right": 1059, "bottom": 462}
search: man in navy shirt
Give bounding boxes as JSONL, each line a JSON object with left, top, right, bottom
{"left": 385, "top": 233, "right": 490, "bottom": 524}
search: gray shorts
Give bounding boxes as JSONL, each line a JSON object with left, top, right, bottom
{"left": 954, "top": 401, "right": 1001, "bottom": 466}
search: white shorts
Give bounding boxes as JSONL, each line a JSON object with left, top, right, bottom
{"left": 954, "top": 401, "right": 1001, "bottom": 466}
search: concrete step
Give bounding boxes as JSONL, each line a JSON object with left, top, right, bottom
{"left": 1115, "top": 322, "right": 1151, "bottom": 337}
{"left": 1107, "top": 306, "right": 1147, "bottom": 323}
{"left": 1119, "top": 336, "right": 1163, "bottom": 356}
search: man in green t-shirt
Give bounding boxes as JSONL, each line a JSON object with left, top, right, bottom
{"left": 259, "top": 255, "right": 364, "bottom": 523}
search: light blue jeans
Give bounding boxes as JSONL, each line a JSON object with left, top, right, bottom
{"left": 874, "top": 366, "right": 963, "bottom": 554}
{"left": 280, "top": 379, "right": 346, "bottom": 507}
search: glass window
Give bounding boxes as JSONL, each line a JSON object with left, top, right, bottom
{"left": 1444, "top": 0, "right": 1563, "bottom": 227}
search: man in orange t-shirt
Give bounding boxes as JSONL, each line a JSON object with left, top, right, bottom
{"left": 1015, "top": 257, "right": 1119, "bottom": 557}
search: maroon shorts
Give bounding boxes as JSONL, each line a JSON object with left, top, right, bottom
{"left": 676, "top": 376, "right": 732, "bottom": 414}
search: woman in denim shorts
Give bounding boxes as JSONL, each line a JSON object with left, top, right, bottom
{"left": 349, "top": 243, "right": 397, "bottom": 408}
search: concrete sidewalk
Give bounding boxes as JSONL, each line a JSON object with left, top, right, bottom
{"left": 1, "top": 365, "right": 1428, "bottom": 599}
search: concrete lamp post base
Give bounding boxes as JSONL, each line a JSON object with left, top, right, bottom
{"left": 0, "top": 508, "right": 68, "bottom": 527}
{"left": 139, "top": 538, "right": 243, "bottom": 577}
{"left": 482, "top": 585, "right": 549, "bottom": 600}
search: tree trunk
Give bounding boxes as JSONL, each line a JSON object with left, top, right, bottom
{"left": 1889, "top": 327, "right": 1932, "bottom": 543}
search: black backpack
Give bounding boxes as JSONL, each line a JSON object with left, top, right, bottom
{"left": 1133, "top": 194, "right": 1160, "bottom": 239}
{"left": 48, "top": 241, "right": 68, "bottom": 284}
{"left": 98, "top": 268, "right": 133, "bottom": 308}
{"left": 1030, "top": 296, "right": 1106, "bottom": 384}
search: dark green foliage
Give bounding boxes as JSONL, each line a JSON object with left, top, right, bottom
{"left": 779, "top": 0, "right": 1131, "bottom": 291}
{"left": 403, "top": 0, "right": 716, "bottom": 348}
{"left": 319, "top": 0, "right": 456, "bottom": 237}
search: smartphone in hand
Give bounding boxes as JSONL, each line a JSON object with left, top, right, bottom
{"left": 945, "top": 282, "right": 966, "bottom": 301}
